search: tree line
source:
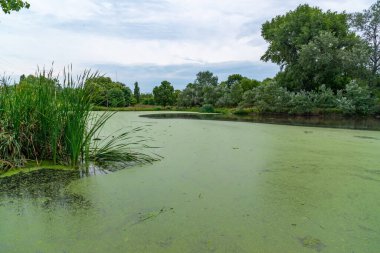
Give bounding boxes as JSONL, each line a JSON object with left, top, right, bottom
{"left": 8, "top": 1, "right": 380, "bottom": 115}
{"left": 77, "top": 2, "right": 380, "bottom": 115}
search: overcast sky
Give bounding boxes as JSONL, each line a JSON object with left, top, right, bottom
{"left": 0, "top": 0, "right": 374, "bottom": 92}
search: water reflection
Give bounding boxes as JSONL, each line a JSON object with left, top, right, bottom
{"left": 0, "top": 169, "right": 91, "bottom": 211}
{"left": 141, "top": 113, "right": 380, "bottom": 131}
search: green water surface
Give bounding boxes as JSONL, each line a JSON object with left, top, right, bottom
{"left": 0, "top": 112, "right": 379, "bottom": 253}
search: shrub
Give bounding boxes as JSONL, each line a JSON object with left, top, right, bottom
{"left": 337, "top": 81, "right": 376, "bottom": 115}
{"left": 288, "top": 90, "right": 314, "bottom": 114}
{"left": 241, "top": 82, "right": 291, "bottom": 113}
{"left": 201, "top": 104, "right": 215, "bottom": 113}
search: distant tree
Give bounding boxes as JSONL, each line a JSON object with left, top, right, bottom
{"left": 240, "top": 78, "right": 260, "bottom": 92}
{"left": 107, "top": 88, "right": 125, "bottom": 107}
{"left": 194, "top": 71, "right": 218, "bottom": 87}
{"left": 140, "top": 93, "right": 155, "bottom": 105}
{"left": 1, "top": 0, "right": 29, "bottom": 14}
{"left": 177, "top": 71, "right": 219, "bottom": 107}
{"left": 224, "top": 74, "right": 243, "bottom": 88}
{"left": 85, "top": 77, "right": 130, "bottom": 107}
{"left": 350, "top": 1, "right": 380, "bottom": 83}
{"left": 177, "top": 83, "right": 195, "bottom": 107}
{"left": 173, "top": 89, "right": 181, "bottom": 104}
{"left": 134, "top": 82, "right": 140, "bottom": 104}
{"left": 153, "top": 80, "right": 175, "bottom": 106}
{"left": 196, "top": 71, "right": 219, "bottom": 105}
{"left": 117, "top": 82, "right": 133, "bottom": 106}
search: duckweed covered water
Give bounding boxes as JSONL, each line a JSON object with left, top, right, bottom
{"left": 1, "top": 111, "right": 380, "bottom": 253}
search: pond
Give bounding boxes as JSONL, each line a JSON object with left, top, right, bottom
{"left": 1, "top": 111, "right": 380, "bottom": 253}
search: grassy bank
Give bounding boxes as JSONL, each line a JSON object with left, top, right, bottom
{"left": 0, "top": 68, "right": 157, "bottom": 173}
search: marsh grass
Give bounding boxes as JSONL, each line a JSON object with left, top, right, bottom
{"left": 0, "top": 67, "right": 157, "bottom": 172}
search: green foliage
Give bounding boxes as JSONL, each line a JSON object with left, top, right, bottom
{"left": 195, "top": 71, "right": 218, "bottom": 87}
{"left": 241, "top": 82, "right": 291, "bottom": 113}
{"left": 262, "top": 4, "right": 350, "bottom": 66}
{"left": 298, "top": 31, "right": 369, "bottom": 91}
{"left": 311, "top": 85, "right": 337, "bottom": 108}
{"left": 200, "top": 104, "right": 215, "bottom": 113}
{"left": 241, "top": 78, "right": 260, "bottom": 92}
{"left": 240, "top": 80, "right": 376, "bottom": 115}
{"left": 134, "top": 82, "right": 141, "bottom": 104}
{"left": 1, "top": 0, "right": 29, "bottom": 14}
{"left": 141, "top": 93, "right": 155, "bottom": 105}
{"left": 177, "top": 71, "right": 219, "bottom": 107}
{"left": 177, "top": 83, "right": 198, "bottom": 107}
{"left": 287, "top": 91, "right": 314, "bottom": 114}
{"left": 122, "top": 85, "right": 133, "bottom": 106}
{"left": 0, "top": 68, "right": 156, "bottom": 171}
{"left": 337, "top": 81, "right": 376, "bottom": 115}
{"left": 262, "top": 4, "right": 365, "bottom": 91}
{"left": 85, "top": 77, "right": 131, "bottom": 107}
{"left": 350, "top": 1, "right": 380, "bottom": 78}
{"left": 108, "top": 88, "right": 125, "bottom": 107}
{"left": 153, "top": 80, "right": 175, "bottom": 106}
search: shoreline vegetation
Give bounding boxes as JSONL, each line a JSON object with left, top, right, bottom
{"left": 0, "top": 68, "right": 158, "bottom": 176}
{"left": 93, "top": 105, "right": 380, "bottom": 119}
{"left": 85, "top": 3, "right": 380, "bottom": 118}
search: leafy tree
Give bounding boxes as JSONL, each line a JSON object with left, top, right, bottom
{"left": 262, "top": 4, "right": 350, "bottom": 67}
{"left": 1, "top": 0, "right": 29, "bottom": 14}
{"left": 194, "top": 71, "right": 219, "bottom": 105}
{"left": 177, "top": 83, "right": 198, "bottom": 107}
{"left": 223, "top": 74, "right": 243, "bottom": 88}
{"left": 350, "top": 1, "right": 380, "bottom": 82}
{"left": 140, "top": 93, "right": 155, "bottom": 105}
{"left": 177, "top": 71, "right": 219, "bottom": 106}
{"left": 241, "top": 81, "right": 291, "bottom": 112}
{"left": 261, "top": 4, "right": 362, "bottom": 91}
{"left": 134, "top": 82, "right": 140, "bottom": 104}
{"left": 173, "top": 89, "right": 181, "bottom": 104}
{"left": 118, "top": 83, "right": 133, "bottom": 106}
{"left": 194, "top": 71, "right": 218, "bottom": 87}
{"left": 107, "top": 88, "right": 125, "bottom": 107}
{"left": 337, "top": 80, "right": 376, "bottom": 115}
{"left": 153, "top": 80, "right": 175, "bottom": 106}
{"left": 298, "top": 31, "right": 369, "bottom": 91}
{"left": 84, "top": 77, "right": 130, "bottom": 107}
{"left": 240, "top": 78, "right": 260, "bottom": 92}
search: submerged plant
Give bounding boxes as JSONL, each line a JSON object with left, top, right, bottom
{"left": 0, "top": 67, "right": 157, "bottom": 172}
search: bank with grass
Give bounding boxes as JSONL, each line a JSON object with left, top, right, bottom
{"left": 0, "top": 68, "right": 157, "bottom": 175}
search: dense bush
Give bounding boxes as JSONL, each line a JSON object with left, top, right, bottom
{"left": 240, "top": 80, "right": 377, "bottom": 115}
{"left": 200, "top": 104, "right": 215, "bottom": 113}
{"left": 241, "top": 82, "right": 291, "bottom": 113}
{"left": 337, "top": 81, "right": 376, "bottom": 115}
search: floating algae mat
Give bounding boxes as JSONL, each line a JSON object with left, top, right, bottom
{"left": 1, "top": 111, "right": 380, "bottom": 252}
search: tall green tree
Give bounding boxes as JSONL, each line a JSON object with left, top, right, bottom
{"left": 1, "top": 0, "right": 29, "bottom": 14}
{"left": 153, "top": 80, "right": 175, "bottom": 106}
{"left": 261, "top": 4, "right": 363, "bottom": 91}
{"left": 84, "top": 77, "right": 130, "bottom": 107}
{"left": 298, "top": 31, "right": 369, "bottom": 91}
{"left": 350, "top": 1, "right": 380, "bottom": 80}
{"left": 133, "top": 82, "right": 140, "bottom": 104}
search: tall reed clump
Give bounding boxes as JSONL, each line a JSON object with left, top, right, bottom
{"left": 0, "top": 67, "right": 157, "bottom": 171}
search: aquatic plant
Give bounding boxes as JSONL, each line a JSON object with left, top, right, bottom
{"left": 0, "top": 67, "right": 157, "bottom": 171}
